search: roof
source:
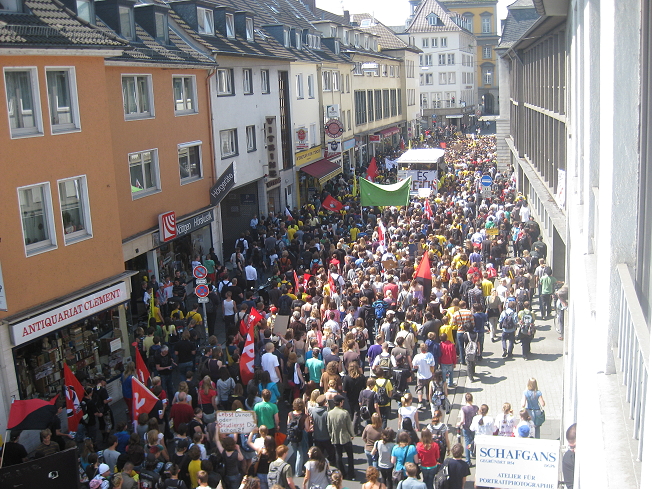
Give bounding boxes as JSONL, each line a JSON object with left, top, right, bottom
{"left": 313, "top": 8, "right": 348, "bottom": 24}
{"left": 0, "top": 0, "right": 125, "bottom": 48}
{"left": 497, "top": 0, "right": 540, "bottom": 49}
{"left": 405, "top": 0, "right": 467, "bottom": 33}
{"left": 351, "top": 13, "right": 413, "bottom": 51}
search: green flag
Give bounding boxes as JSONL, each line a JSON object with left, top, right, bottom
{"left": 359, "top": 177, "right": 411, "bottom": 207}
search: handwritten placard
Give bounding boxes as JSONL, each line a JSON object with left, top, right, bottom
{"left": 215, "top": 410, "right": 257, "bottom": 434}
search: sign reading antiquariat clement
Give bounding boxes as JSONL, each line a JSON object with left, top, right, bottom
{"left": 10, "top": 282, "right": 129, "bottom": 347}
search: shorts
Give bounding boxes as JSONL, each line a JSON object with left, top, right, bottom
{"left": 416, "top": 377, "right": 431, "bottom": 393}
{"left": 242, "top": 450, "right": 256, "bottom": 460}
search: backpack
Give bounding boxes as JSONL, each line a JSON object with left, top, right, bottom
{"left": 376, "top": 379, "right": 391, "bottom": 405}
{"left": 432, "top": 424, "right": 448, "bottom": 463}
{"left": 501, "top": 310, "right": 518, "bottom": 332}
{"left": 378, "top": 355, "right": 392, "bottom": 371}
{"left": 286, "top": 414, "right": 303, "bottom": 443}
{"left": 267, "top": 461, "right": 289, "bottom": 489}
{"left": 465, "top": 333, "right": 478, "bottom": 362}
{"left": 520, "top": 311, "right": 536, "bottom": 336}
{"left": 387, "top": 321, "right": 398, "bottom": 344}
{"left": 516, "top": 288, "right": 528, "bottom": 306}
{"left": 373, "top": 300, "right": 388, "bottom": 320}
{"left": 394, "top": 351, "right": 407, "bottom": 369}
{"left": 278, "top": 294, "right": 292, "bottom": 315}
{"left": 434, "top": 459, "right": 451, "bottom": 489}
{"left": 236, "top": 238, "right": 247, "bottom": 252}
{"left": 431, "top": 381, "right": 445, "bottom": 406}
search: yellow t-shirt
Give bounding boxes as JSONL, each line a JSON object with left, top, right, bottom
{"left": 373, "top": 378, "right": 393, "bottom": 407}
{"left": 170, "top": 308, "right": 184, "bottom": 319}
{"left": 189, "top": 459, "right": 202, "bottom": 488}
{"left": 440, "top": 324, "right": 455, "bottom": 343}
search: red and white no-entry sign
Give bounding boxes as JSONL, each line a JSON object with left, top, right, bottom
{"left": 195, "top": 284, "right": 209, "bottom": 298}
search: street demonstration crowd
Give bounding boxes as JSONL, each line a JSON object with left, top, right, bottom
{"left": 1, "top": 133, "right": 568, "bottom": 489}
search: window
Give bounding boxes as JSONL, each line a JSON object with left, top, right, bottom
{"left": 5, "top": 68, "right": 43, "bottom": 137}
{"left": 354, "top": 33, "right": 359, "bottom": 47}
{"left": 427, "top": 13, "right": 439, "bottom": 26}
{"left": 246, "top": 18, "right": 254, "bottom": 41}
{"left": 346, "top": 111, "right": 351, "bottom": 131}
{"left": 155, "top": 12, "right": 168, "bottom": 43}
{"left": 398, "top": 89, "right": 402, "bottom": 115}
{"left": 420, "top": 93, "right": 428, "bottom": 109}
{"left": 122, "top": 75, "right": 153, "bottom": 119}
{"left": 220, "top": 129, "right": 238, "bottom": 157}
{"left": 422, "top": 38, "right": 429, "bottom": 48}
{"left": 76, "top": 0, "right": 93, "bottom": 23}
{"left": 322, "top": 71, "right": 332, "bottom": 91}
{"left": 45, "top": 68, "right": 80, "bottom": 133}
{"left": 354, "top": 90, "right": 366, "bottom": 125}
{"left": 438, "top": 54, "right": 446, "bottom": 66}
{"left": 382, "top": 89, "right": 389, "bottom": 118}
{"left": 367, "top": 90, "right": 374, "bottom": 121}
{"left": 243, "top": 69, "right": 253, "bottom": 95}
{"left": 307, "top": 74, "right": 314, "bottom": 98}
{"left": 309, "top": 123, "right": 317, "bottom": 145}
{"left": 178, "top": 142, "right": 202, "bottom": 182}
{"left": 283, "top": 30, "right": 290, "bottom": 47}
{"left": 390, "top": 89, "right": 397, "bottom": 117}
{"left": 119, "top": 6, "right": 134, "bottom": 40}
{"left": 432, "top": 37, "right": 438, "bottom": 48}
{"left": 346, "top": 74, "right": 350, "bottom": 92}
{"left": 483, "top": 46, "right": 492, "bottom": 59}
{"left": 246, "top": 125, "right": 256, "bottom": 152}
{"left": 330, "top": 26, "right": 337, "bottom": 38}
{"left": 447, "top": 54, "right": 455, "bottom": 65}
{"left": 484, "top": 70, "right": 493, "bottom": 85}
{"left": 432, "top": 92, "right": 442, "bottom": 109}
{"left": 58, "top": 176, "right": 92, "bottom": 244}
{"left": 448, "top": 72, "right": 456, "bottom": 84}
{"left": 374, "top": 90, "right": 382, "bottom": 120}
{"left": 353, "top": 62, "right": 362, "bottom": 76}
{"left": 198, "top": 7, "right": 215, "bottom": 35}
{"left": 332, "top": 71, "right": 339, "bottom": 91}
{"left": 389, "top": 65, "right": 395, "bottom": 77}
{"left": 439, "top": 72, "right": 447, "bottom": 85}
{"left": 364, "top": 36, "right": 369, "bottom": 50}
{"left": 343, "top": 30, "right": 349, "bottom": 45}
{"left": 482, "top": 17, "right": 491, "bottom": 34}
{"left": 425, "top": 73, "right": 434, "bottom": 85}
{"left": 18, "top": 183, "right": 57, "bottom": 255}
{"left": 261, "top": 69, "right": 270, "bottom": 94}
{"left": 216, "top": 69, "right": 233, "bottom": 96}
{"left": 173, "top": 75, "right": 197, "bottom": 114}
{"left": 445, "top": 91, "right": 455, "bottom": 108}
{"left": 129, "top": 149, "right": 160, "bottom": 197}
{"left": 407, "top": 88, "right": 416, "bottom": 106}
{"left": 441, "top": 37, "right": 447, "bottom": 47}
{"left": 462, "top": 15, "right": 473, "bottom": 31}
{"left": 295, "top": 73, "right": 304, "bottom": 99}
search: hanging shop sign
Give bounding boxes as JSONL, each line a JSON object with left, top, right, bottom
{"left": 296, "top": 127, "right": 309, "bottom": 150}
{"left": 296, "top": 146, "right": 322, "bottom": 166}
{"left": 326, "top": 104, "right": 340, "bottom": 118}
{"left": 158, "top": 211, "right": 177, "bottom": 242}
{"left": 265, "top": 116, "right": 279, "bottom": 178}
{"left": 369, "top": 135, "right": 381, "bottom": 142}
{"left": 0, "top": 261, "right": 7, "bottom": 311}
{"left": 324, "top": 119, "right": 344, "bottom": 139}
{"left": 210, "top": 162, "right": 236, "bottom": 206}
{"left": 175, "top": 210, "right": 214, "bottom": 239}
{"left": 325, "top": 140, "right": 342, "bottom": 157}
{"left": 10, "top": 282, "right": 129, "bottom": 347}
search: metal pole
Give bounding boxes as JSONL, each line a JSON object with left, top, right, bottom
{"left": 0, "top": 429, "right": 9, "bottom": 468}
{"left": 202, "top": 302, "right": 208, "bottom": 344}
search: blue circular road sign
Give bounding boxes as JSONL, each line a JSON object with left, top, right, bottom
{"left": 481, "top": 175, "right": 493, "bottom": 187}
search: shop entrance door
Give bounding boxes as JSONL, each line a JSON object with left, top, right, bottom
{"left": 221, "top": 181, "right": 260, "bottom": 256}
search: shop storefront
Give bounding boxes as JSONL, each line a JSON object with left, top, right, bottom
{"left": 7, "top": 277, "right": 132, "bottom": 401}
{"left": 220, "top": 181, "right": 260, "bottom": 256}
{"left": 298, "top": 157, "right": 343, "bottom": 205}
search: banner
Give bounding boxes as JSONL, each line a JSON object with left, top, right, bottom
{"left": 132, "top": 377, "right": 159, "bottom": 420}
{"left": 475, "top": 435, "right": 560, "bottom": 489}
{"left": 366, "top": 157, "right": 378, "bottom": 181}
{"left": 135, "top": 348, "right": 150, "bottom": 384}
{"left": 322, "top": 195, "right": 343, "bottom": 212}
{"left": 240, "top": 319, "right": 256, "bottom": 386}
{"left": 63, "top": 363, "right": 84, "bottom": 431}
{"left": 215, "top": 410, "right": 257, "bottom": 434}
{"left": 359, "top": 177, "right": 411, "bottom": 207}
{"left": 7, "top": 396, "right": 58, "bottom": 430}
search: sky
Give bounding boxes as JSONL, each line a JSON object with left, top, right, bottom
{"left": 315, "top": 0, "right": 513, "bottom": 28}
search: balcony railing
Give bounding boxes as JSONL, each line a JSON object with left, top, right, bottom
{"left": 615, "top": 263, "right": 650, "bottom": 462}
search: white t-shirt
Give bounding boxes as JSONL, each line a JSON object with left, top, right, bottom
{"left": 412, "top": 352, "right": 435, "bottom": 380}
{"left": 470, "top": 415, "right": 495, "bottom": 436}
{"left": 261, "top": 352, "right": 280, "bottom": 383}
{"left": 398, "top": 405, "right": 418, "bottom": 430}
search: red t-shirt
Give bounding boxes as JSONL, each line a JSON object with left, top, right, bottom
{"left": 439, "top": 341, "right": 457, "bottom": 365}
{"left": 416, "top": 441, "right": 440, "bottom": 467}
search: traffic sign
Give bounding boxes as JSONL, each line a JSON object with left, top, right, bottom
{"left": 481, "top": 175, "right": 493, "bottom": 187}
{"left": 195, "top": 278, "right": 207, "bottom": 285}
{"left": 195, "top": 284, "right": 209, "bottom": 298}
{"left": 197, "top": 297, "right": 209, "bottom": 303}
{"left": 481, "top": 187, "right": 492, "bottom": 197}
{"left": 193, "top": 265, "right": 207, "bottom": 279}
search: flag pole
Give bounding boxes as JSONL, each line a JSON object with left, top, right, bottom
{"left": 0, "top": 429, "right": 9, "bottom": 468}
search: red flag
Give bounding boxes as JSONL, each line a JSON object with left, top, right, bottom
{"left": 328, "top": 273, "right": 337, "bottom": 296}
{"left": 7, "top": 395, "right": 59, "bottom": 430}
{"left": 132, "top": 377, "right": 159, "bottom": 420}
{"left": 400, "top": 137, "right": 405, "bottom": 150}
{"left": 293, "top": 269, "right": 300, "bottom": 292}
{"left": 415, "top": 252, "right": 433, "bottom": 301}
{"left": 321, "top": 195, "right": 343, "bottom": 212}
{"left": 135, "top": 348, "right": 150, "bottom": 384}
{"left": 424, "top": 199, "right": 434, "bottom": 220}
{"left": 366, "top": 157, "right": 378, "bottom": 181}
{"left": 63, "top": 363, "right": 85, "bottom": 431}
{"left": 303, "top": 273, "right": 311, "bottom": 288}
{"left": 240, "top": 319, "right": 256, "bottom": 386}
{"left": 241, "top": 307, "right": 264, "bottom": 338}
{"left": 440, "top": 142, "right": 447, "bottom": 149}
{"left": 378, "top": 220, "right": 387, "bottom": 247}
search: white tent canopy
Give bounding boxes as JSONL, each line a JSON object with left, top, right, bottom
{"left": 396, "top": 148, "right": 446, "bottom": 165}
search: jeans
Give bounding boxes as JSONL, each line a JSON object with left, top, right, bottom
{"left": 476, "top": 332, "right": 485, "bottom": 358}
{"left": 456, "top": 332, "right": 467, "bottom": 364}
{"left": 225, "top": 474, "right": 242, "bottom": 489}
{"left": 441, "top": 363, "right": 454, "bottom": 386}
{"left": 488, "top": 316, "right": 499, "bottom": 339}
{"left": 257, "top": 473, "right": 269, "bottom": 489}
{"left": 502, "top": 331, "right": 515, "bottom": 356}
{"left": 159, "top": 374, "right": 174, "bottom": 401}
{"left": 314, "top": 439, "right": 336, "bottom": 465}
{"left": 177, "top": 361, "right": 194, "bottom": 377}
{"left": 541, "top": 294, "right": 552, "bottom": 318}
{"left": 379, "top": 405, "right": 391, "bottom": 429}
{"left": 334, "top": 441, "right": 355, "bottom": 479}
{"left": 422, "top": 466, "right": 438, "bottom": 489}
{"left": 521, "top": 336, "right": 532, "bottom": 357}
{"left": 365, "top": 449, "right": 378, "bottom": 468}
{"left": 380, "top": 467, "right": 394, "bottom": 489}
{"left": 289, "top": 439, "right": 307, "bottom": 476}
{"left": 462, "top": 428, "right": 475, "bottom": 465}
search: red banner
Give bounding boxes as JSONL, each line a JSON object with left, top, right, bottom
{"left": 135, "top": 348, "right": 150, "bottom": 384}
{"left": 366, "top": 157, "right": 378, "bottom": 181}
{"left": 132, "top": 377, "right": 159, "bottom": 420}
{"left": 63, "top": 363, "right": 85, "bottom": 431}
{"left": 321, "top": 195, "right": 343, "bottom": 212}
{"left": 240, "top": 319, "right": 256, "bottom": 386}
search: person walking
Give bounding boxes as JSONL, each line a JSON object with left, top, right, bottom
{"left": 438, "top": 334, "right": 457, "bottom": 388}
{"left": 441, "top": 443, "right": 470, "bottom": 489}
{"left": 456, "top": 393, "right": 478, "bottom": 466}
{"left": 416, "top": 430, "right": 440, "bottom": 489}
{"left": 327, "top": 395, "right": 355, "bottom": 481}
{"left": 411, "top": 343, "right": 435, "bottom": 408}
{"left": 521, "top": 378, "right": 546, "bottom": 438}
{"left": 372, "top": 429, "right": 396, "bottom": 489}
{"left": 302, "top": 446, "right": 330, "bottom": 489}
{"left": 517, "top": 302, "right": 536, "bottom": 360}
{"left": 498, "top": 301, "right": 518, "bottom": 359}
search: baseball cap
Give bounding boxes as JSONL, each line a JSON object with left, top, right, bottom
{"left": 333, "top": 394, "right": 346, "bottom": 403}
{"left": 517, "top": 425, "right": 531, "bottom": 437}
{"left": 270, "top": 306, "right": 278, "bottom": 313}
{"left": 98, "top": 463, "right": 110, "bottom": 475}
{"left": 386, "top": 310, "right": 395, "bottom": 316}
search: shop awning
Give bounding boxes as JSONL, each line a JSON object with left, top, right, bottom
{"left": 379, "top": 126, "right": 400, "bottom": 138}
{"left": 300, "top": 158, "right": 342, "bottom": 186}
{"left": 445, "top": 114, "right": 464, "bottom": 119}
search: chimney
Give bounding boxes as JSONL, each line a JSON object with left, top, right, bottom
{"left": 343, "top": 9, "right": 350, "bottom": 25}
{"left": 305, "top": 0, "right": 316, "bottom": 14}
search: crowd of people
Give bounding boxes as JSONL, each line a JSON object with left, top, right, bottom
{"left": 0, "top": 133, "right": 569, "bottom": 489}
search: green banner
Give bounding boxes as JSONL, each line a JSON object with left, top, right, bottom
{"left": 359, "top": 177, "right": 411, "bottom": 207}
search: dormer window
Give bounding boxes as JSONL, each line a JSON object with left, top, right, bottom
{"left": 225, "top": 13, "right": 234, "bottom": 38}
{"left": 198, "top": 7, "right": 214, "bottom": 35}
{"left": 246, "top": 17, "right": 254, "bottom": 41}
{"left": 155, "top": 11, "right": 168, "bottom": 44}
{"left": 76, "top": 0, "right": 93, "bottom": 23}
{"left": 283, "top": 29, "right": 290, "bottom": 48}
{"left": 364, "top": 36, "right": 369, "bottom": 50}
{"left": 1, "top": 0, "right": 21, "bottom": 13}
{"left": 330, "top": 26, "right": 336, "bottom": 38}
{"left": 354, "top": 33, "right": 359, "bottom": 47}
{"left": 295, "top": 32, "right": 301, "bottom": 50}
{"left": 343, "top": 30, "right": 349, "bottom": 45}
{"left": 427, "top": 13, "right": 439, "bottom": 26}
{"left": 119, "top": 5, "right": 134, "bottom": 40}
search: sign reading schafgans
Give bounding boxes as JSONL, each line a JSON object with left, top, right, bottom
{"left": 215, "top": 410, "right": 257, "bottom": 434}
{"left": 475, "top": 435, "right": 559, "bottom": 489}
